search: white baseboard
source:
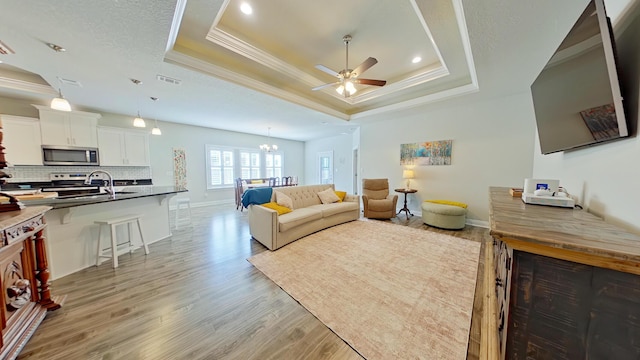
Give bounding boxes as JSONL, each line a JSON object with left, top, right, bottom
{"left": 411, "top": 210, "right": 489, "bottom": 229}
{"left": 466, "top": 218, "right": 489, "bottom": 228}
{"left": 169, "top": 199, "right": 234, "bottom": 210}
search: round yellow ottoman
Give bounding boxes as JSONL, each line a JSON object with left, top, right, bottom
{"left": 421, "top": 200, "right": 468, "bottom": 230}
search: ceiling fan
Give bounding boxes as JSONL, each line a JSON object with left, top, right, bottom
{"left": 312, "top": 35, "right": 386, "bottom": 97}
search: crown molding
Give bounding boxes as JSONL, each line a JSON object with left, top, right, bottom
{"left": 0, "top": 76, "right": 58, "bottom": 96}
{"left": 164, "top": 50, "right": 350, "bottom": 120}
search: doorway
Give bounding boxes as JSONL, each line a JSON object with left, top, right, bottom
{"left": 318, "top": 151, "right": 333, "bottom": 184}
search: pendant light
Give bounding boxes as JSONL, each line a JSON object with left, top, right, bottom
{"left": 259, "top": 127, "right": 278, "bottom": 152}
{"left": 151, "top": 122, "right": 162, "bottom": 135}
{"left": 48, "top": 43, "right": 72, "bottom": 111}
{"left": 131, "top": 79, "right": 146, "bottom": 128}
{"left": 150, "top": 97, "right": 161, "bottom": 135}
{"left": 50, "top": 88, "right": 71, "bottom": 111}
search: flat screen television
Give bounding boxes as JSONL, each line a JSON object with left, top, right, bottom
{"left": 531, "top": 0, "right": 628, "bottom": 155}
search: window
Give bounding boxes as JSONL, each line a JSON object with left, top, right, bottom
{"left": 206, "top": 146, "right": 235, "bottom": 189}
{"left": 205, "top": 145, "right": 284, "bottom": 189}
{"left": 239, "top": 150, "right": 261, "bottom": 179}
{"left": 265, "top": 153, "right": 283, "bottom": 178}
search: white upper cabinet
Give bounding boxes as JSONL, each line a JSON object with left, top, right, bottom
{"left": 34, "top": 105, "right": 101, "bottom": 148}
{"left": 97, "top": 127, "right": 150, "bottom": 166}
{"left": 0, "top": 115, "right": 43, "bottom": 166}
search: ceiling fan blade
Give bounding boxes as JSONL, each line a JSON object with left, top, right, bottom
{"left": 355, "top": 78, "right": 386, "bottom": 87}
{"left": 315, "top": 64, "right": 340, "bottom": 77}
{"left": 312, "top": 81, "right": 340, "bottom": 91}
{"left": 352, "top": 57, "right": 378, "bottom": 77}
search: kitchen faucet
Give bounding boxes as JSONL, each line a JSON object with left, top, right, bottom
{"left": 84, "top": 170, "right": 115, "bottom": 199}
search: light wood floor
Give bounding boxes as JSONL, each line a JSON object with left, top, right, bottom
{"left": 18, "top": 205, "right": 490, "bottom": 360}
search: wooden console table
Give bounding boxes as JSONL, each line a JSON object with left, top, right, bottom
{"left": 487, "top": 187, "right": 640, "bottom": 360}
{"left": 0, "top": 206, "right": 64, "bottom": 359}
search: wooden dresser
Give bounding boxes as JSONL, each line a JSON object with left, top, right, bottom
{"left": 0, "top": 206, "right": 64, "bottom": 359}
{"left": 488, "top": 187, "right": 640, "bottom": 360}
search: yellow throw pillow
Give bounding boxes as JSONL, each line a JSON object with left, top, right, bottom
{"left": 250, "top": 180, "right": 263, "bottom": 184}
{"left": 424, "top": 199, "right": 468, "bottom": 209}
{"left": 334, "top": 190, "right": 347, "bottom": 202}
{"left": 260, "top": 202, "right": 292, "bottom": 215}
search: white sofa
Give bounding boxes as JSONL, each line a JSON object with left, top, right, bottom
{"left": 248, "top": 184, "right": 360, "bottom": 250}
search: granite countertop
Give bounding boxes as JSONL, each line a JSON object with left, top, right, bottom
{"left": 18, "top": 186, "right": 188, "bottom": 209}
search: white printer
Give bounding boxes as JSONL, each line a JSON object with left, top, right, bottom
{"left": 521, "top": 178, "right": 575, "bottom": 208}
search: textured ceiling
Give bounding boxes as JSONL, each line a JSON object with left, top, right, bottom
{"left": 0, "top": 0, "right": 633, "bottom": 141}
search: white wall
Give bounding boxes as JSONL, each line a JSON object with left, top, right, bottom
{"left": 532, "top": 2, "right": 640, "bottom": 233}
{"left": 357, "top": 92, "right": 535, "bottom": 222}
{"left": 105, "top": 117, "right": 306, "bottom": 207}
{"left": 305, "top": 133, "right": 355, "bottom": 193}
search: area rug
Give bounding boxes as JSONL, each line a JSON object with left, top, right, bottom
{"left": 248, "top": 219, "right": 481, "bottom": 359}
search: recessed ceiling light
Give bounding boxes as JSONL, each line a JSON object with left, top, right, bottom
{"left": 240, "top": 2, "right": 253, "bottom": 15}
{"left": 47, "top": 43, "right": 66, "bottom": 52}
{"left": 412, "top": 56, "right": 422, "bottom": 64}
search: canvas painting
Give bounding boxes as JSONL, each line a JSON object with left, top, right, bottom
{"left": 401, "top": 140, "right": 452, "bottom": 166}
{"left": 173, "top": 147, "right": 187, "bottom": 188}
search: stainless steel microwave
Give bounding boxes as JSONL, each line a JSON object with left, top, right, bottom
{"left": 42, "top": 145, "right": 99, "bottom": 166}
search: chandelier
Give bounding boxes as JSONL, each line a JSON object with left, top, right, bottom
{"left": 259, "top": 127, "right": 278, "bottom": 152}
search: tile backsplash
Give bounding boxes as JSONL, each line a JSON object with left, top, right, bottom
{"left": 4, "top": 166, "right": 152, "bottom": 182}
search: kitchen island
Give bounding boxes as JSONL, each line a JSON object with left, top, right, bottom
{"left": 20, "top": 186, "right": 187, "bottom": 279}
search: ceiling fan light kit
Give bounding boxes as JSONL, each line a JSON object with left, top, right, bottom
{"left": 313, "top": 34, "right": 387, "bottom": 97}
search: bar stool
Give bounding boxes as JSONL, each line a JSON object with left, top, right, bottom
{"left": 95, "top": 214, "right": 149, "bottom": 269}
{"left": 175, "top": 197, "right": 192, "bottom": 229}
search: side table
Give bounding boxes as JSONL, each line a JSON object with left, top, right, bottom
{"left": 394, "top": 188, "right": 417, "bottom": 219}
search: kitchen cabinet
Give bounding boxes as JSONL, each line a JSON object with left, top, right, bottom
{"left": 97, "top": 127, "right": 150, "bottom": 166}
{"left": 34, "top": 105, "right": 101, "bottom": 148}
{"left": 0, "top": 115, "right": 42, "bottom": 166}
{"left": 0, "top": 206, "right": 64, "bottom": 359}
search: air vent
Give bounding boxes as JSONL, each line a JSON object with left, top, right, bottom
{"left": 156, "top": 74, "right": 181, "bottom": 86}
{"left": 57, "top": 76, "right": 82, "bottom": 87}
{"left": 0, "top": 40, "right": 15, "bottom": 55}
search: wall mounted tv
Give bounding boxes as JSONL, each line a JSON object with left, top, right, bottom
{"left": 531, "top": 0, "right": 628, "bottom": 155}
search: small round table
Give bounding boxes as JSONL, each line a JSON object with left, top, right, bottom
{"left": 394, "top": 188, "right": 418, "bottom": 219}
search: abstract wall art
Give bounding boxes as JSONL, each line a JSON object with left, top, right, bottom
{"left": 173, "top": 147, "right": 187, "bottom": 188}
{"left": 400, "top": 140, "right": 452, "bottom": 166}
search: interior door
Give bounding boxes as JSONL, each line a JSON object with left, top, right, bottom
{"left": 352, "top": 148, "right": 358, "bottom": 195}
{"left": 318, "top": 151, "right": 333, "bottom": 184}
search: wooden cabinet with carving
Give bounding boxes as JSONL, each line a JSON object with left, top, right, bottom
{"left": 0, "top": 206, "right": 64, "bottom": 360}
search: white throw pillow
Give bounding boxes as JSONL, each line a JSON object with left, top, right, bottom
{"left": 275, "top": 191, "right": 294, "bottom": 209}
{"left": 317, "top": 188, "right": 340, "bottom": 204}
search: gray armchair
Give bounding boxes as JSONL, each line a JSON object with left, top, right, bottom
{"left": 362, "top": 178, "right": 398, "bottom": 219}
